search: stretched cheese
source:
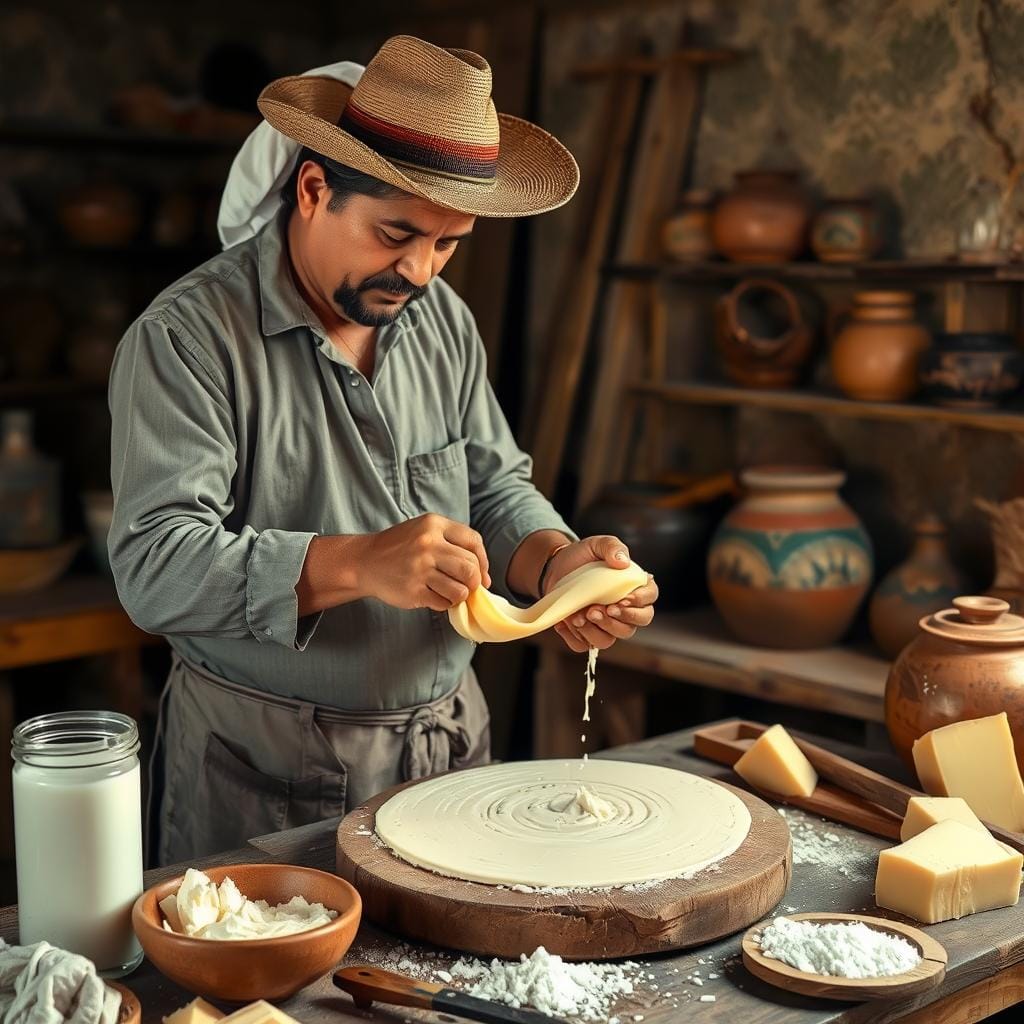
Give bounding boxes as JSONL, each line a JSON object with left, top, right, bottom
{"left": 733, "top": 724, "right": 818, "bottom": 798}
{"left": 875, "top": 819, "right": 1022, "bottom": 924}
{"left": 912, "top": 713, "right": 1024, "bottom": 832}
{"left": 163, "top": 999, "right": 225, "bottom": 1024}
{"left": 900, "top": 796, "right": 991, "bottom": 841}
{"left": 448, "top": 560, "right": 648, "bottom": 643}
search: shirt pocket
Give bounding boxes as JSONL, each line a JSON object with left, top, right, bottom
{"left": 407, "top": 438, "right": 470, "bottom": 524}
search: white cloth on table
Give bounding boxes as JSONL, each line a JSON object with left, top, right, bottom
{"left": 216, "top": 60, "right": 365, "bottom": 250}
{"left": 0, "top": 940, "right": 120, "bottom": 1024}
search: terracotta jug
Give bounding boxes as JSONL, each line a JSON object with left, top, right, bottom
{"left": 885, "top": 595, "right": 1024, "bottom": 777}
{"left": 707, "top": 465, "right": 873, "bottom": 649}
{"left": 975, "top": 497, "right": 1024, "bottom": 614}
{"left": 711, "top": 170, "right": 811, "bottom": 263}
{"left": 868, "top": 515, "right": 965, "bottom": 659}
{"left": 830, "top": 291, "right": 930, "bottom": 401}
{"left": 715, "top": 278, "right": 814, "bottom": 388}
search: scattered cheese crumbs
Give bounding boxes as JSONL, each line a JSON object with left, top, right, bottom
{"left": 699, "top": 995, "right": 716, "bottom": 1003}
{"left": 707, "top": 973, "right": 720, "bottom": 980}
{"left": 448, "top": 946, "right": 638, "bottom": 1022}
{"left": 165, "top": 868, "right": 337, "bottom": 940}
{"left": 435, "top": 969, "right": 453, "bottom": 984}
{"left": 757, "top": 917, "right": 921, "bottom": 978}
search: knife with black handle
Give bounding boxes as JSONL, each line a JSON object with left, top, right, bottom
{"left": 333, "top": 965, "right": 571, "bottom": 1024}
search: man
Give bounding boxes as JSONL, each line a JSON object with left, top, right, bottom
{"left": 109, "top": 35, "right": 658, "bottom": 866}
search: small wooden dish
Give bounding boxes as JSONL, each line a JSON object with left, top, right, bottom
{"left": 108, "top": 981, "right": 141, "bottom": 1024}
{"left": 741, "top": 912, "right": 947, "bottom": 1001}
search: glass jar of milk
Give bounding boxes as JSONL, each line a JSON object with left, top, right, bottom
{"left": 12, "top": 711, "right": 144, "bottom": 977}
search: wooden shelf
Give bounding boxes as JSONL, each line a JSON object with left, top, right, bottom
{"left": 539, "top": 606, "right": 890, "bottom": 723}
{"left": 0, "top": 119, "right": 239, "bottom": 156}
{"left": 606, "top": 259, "right": 1024, "bottom": 283}
{"left": 631, "top": 378, "right": 1024, "bottom": 432}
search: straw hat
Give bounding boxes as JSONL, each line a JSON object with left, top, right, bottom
{"left": 257, "top": 35, "right": 579, "bottom": 219}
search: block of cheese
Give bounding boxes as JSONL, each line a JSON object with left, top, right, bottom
{"left": 219, "top": 1003, "right": 302, "bottom": 1024}
{"left": 875, "top": 819, "right": 1023, "bottom": 924}
{"left": 163, "top": 999, "right": 225, "bottom": 1024}
{"left": 733, "top": 723, "right": 818, "bottom": 798}
{"left": 901, "top": 796, "right": 991, "bottom": 841}
{"left": 912, "top": 712, "right": 1024, "bottom": 832}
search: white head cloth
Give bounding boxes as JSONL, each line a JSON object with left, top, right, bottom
{"left": 216, "top": 61, "right": 365, "bottom": 250}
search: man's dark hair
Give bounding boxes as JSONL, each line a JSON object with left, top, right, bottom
{"left": 280, "top": 148, "right": 409, "bottom": 212}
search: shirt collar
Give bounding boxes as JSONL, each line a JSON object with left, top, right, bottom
{"left": 256, "top": 207, "right": 421, "bottom": 351}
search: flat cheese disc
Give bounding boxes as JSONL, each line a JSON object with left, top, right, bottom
{"left": 374, "top": 759, "right": 752, "bottom": 888}
{"left": 448, "top": 561, "right": 648, "bottom": 643}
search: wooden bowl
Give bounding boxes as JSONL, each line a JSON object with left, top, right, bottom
{"left": 0, "top": 540, "right": 81, "bottom": 593}
{"left": 131, "top": 864, "right": 361, "bottom": 1001}
{"left": 108, "top": 982, "right": 141, "bottom": 1024}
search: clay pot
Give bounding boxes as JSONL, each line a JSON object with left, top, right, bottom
{"left": 711, "top": 170, "right": 812, "bottom": 263}
{"left": 707, "top": 466, "right": 873, "bottom": 649}
{"left": 919, "top": 332, "right": 1024, "bottom": 409}
{"left": 715, "top": 278, "right": 814, "bottom": 388}
{"left": 830, "top": 291, "right": 930, "bottom": 401}
{"left": 868, "top": 515, "right": 965, "bottom": 659}
{"left": 576, "top": 482, "right": 725, "bottom": 609}
{"left": 58, "top": 183, "right": 141, "bottom": 247}
{"left": 884, "top": 595, "right": 1024, "bottom": 778}
{"left": 810, "top": 196, "right": 882, "bottom": 263}
{"left": 662, "top": 189, "right": 716, "bottom": 262}
{"left": 975, "top": 497, "right": 1024, "bottom": 615}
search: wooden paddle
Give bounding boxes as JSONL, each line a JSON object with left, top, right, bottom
{"left": 334, "top": 967, "right": 571, "bottom": 1024}
{"left": 693, "top": 719, "right": 1024, "bottom": 853}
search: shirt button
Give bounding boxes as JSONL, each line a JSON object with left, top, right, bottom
{"left": 350, "top": 376, "right": 360, "bottom": 387}
{"left": 264, "top": 627, "right": 273, "bottom": 636}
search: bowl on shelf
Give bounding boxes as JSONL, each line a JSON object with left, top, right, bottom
{"left": 82, "top": 491, "right": 114, "bottom": 577}
{"left": 58, "top": 183, "right": 141, "bottom": 247}
{"left": 0, "top": 539, "right": 81, "bottom": 594}
{"left": 131, "top": 863, "right": 362, "bottom": 1001}
{"left": 919, "top": 332, "right": 1024, "bottom": 409}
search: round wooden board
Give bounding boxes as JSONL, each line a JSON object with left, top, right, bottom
{"left": 108, "top": 982, "right": 141, "bottom": 1024}
{"left": 741, "top": 912, "right": 948, "bottom": 1000}
{"left": 336, "top": 772, "right": 791, "bottom": 960}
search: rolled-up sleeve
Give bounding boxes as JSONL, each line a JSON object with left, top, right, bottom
{"left": 108, "top": 313, "right": 320, "bottom": 649}
{"left": 457, "top": 310, "right": 576, "bottom": 600}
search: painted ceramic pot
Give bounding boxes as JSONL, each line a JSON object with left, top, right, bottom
{"left": 885, "top": 595, "right": 1024, "bottom": 777}
{"left": 662, "top": 189, "right": 716, "bottom": 262}
{"left": 810, "top": 196, "right": 882, "bottom": 263}
{"left": 919, "top": 332, "right": 1024, "bottom": 409}
{"left": 868, "top": 515, "right": 965, "bottom": 659}
{"left": 711, "top": 170, "right": 812, "bottom": 263}
{"left": 714, "top": 278, "right": 814, "bottom": 388}
{"left": 707, "top": 466, "right": 873, "bottom": 649}
{"left": 830, "top": 291, "right": 931, "bottom": 401}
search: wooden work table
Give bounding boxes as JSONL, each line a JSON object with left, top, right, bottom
{"left": 2, "top": 722, "right": 1021, "bottom": 1024}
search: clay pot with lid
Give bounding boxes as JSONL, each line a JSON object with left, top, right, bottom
{"left": 830, "top": 291, "right": 930, "bottom": 401}
{"left": 711, "top": 170, "right": 812, "bottom": 263}
{"left": 868, "top": 515, "right": 965, "bottom": 659}
{"left": 885, "top": 595, "right": 1024, "bottom": 777}
{"left": 715, "top": 278, "right": 814, "bottom": 388}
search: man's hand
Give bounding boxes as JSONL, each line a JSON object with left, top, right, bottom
{"left": 546, "top": 535, "right": 658, "bottom": 653}
{"left": 361, "top": 513, "right": 491, "bottom": 611}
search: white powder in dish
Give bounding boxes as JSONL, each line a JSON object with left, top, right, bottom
{"left": 449, "top": 946, "right": 640, "bottom": 1021}
{"left": 755, "top": 917, "right": 921, "bottom": 978}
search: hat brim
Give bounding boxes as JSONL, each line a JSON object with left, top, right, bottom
{"left": 257, "top": 76, "right": 579, "bottom": 219}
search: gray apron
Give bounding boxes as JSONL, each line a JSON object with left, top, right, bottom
{"left": 148, "top": 654, "right": 491, "bottom": 866}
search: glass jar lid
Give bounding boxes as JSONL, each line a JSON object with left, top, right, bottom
{"left": 12, "top": 710, "right": 140, "bottom": 768}
{"left": 920, "top": 596, "right": 1024, "bottom": 646}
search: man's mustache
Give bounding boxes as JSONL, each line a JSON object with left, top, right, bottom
{"left": 359, "top": 272, "right": 426, "bottom": 299}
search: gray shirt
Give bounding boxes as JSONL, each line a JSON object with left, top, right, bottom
{"left": 108, "top": 210, "right": 573, "bottom": 710}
